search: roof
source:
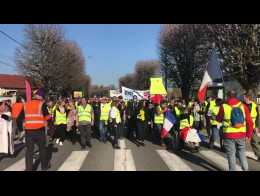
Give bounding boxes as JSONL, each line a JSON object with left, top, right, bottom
{"left": 0, "top": 74, "right": 29, "bottom": 89}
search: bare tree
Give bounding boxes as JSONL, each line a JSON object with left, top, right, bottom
{"left": 206, "top": 24, "right": 260, "bottom": 93}
{"left": 134, "top": 60, "right": 160, "bottom": 90}
{"left": 15, "top": 24, "right": 90, "bottom": 96}
{"left": 119, "top": 73, "right": 135, "bottom": 89}
{"left": 159, "top": 24, "right": 211, "bottom": 100}
{"left": 119, "top": 60, "right": 160, "bottom": 90}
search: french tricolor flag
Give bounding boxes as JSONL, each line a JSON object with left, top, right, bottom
{"left": 198, "top": 48, "right": 223, "bottom": 103}
{"left": 161, "top": 109, "right": 177, "bottom": 138}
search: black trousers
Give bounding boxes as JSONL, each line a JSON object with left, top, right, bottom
{"left": 16, "top": 119, "right": 24, "bottom": 133}
{"left": 25, "top": 129, "right": 47, "bottom": 171}
{"left": 78, "top": 124, "right": 92, "bottom": 147}
{"left": 137, "top": 121, "right": 145, "bottom": 141}
{"left": 55, "top": 124, "right": 67, "bottom": 142}
{"left": 127, "top": 119, "right": 137, "bottom": 139}
{"left": 111, "top": 124, "right": 120, "bottom": 146}
{"left": 67, "top": 125, "right": 77, "bottom": 143}
{"left": 153, "top": 124, "right": 162, "bottom": 144}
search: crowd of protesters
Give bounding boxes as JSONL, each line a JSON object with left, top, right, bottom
{"left": 0, "top": 88, "right": 260, "bottom": 171}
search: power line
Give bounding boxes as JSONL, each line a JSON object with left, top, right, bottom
{"left": 0, "top": 30, "right": 25, "bottom": 48}
{"left": 0, "top": 53, "right": 14, "bottom": 61}
{"left": 0, "top": 59, "right": 16, "bottom": 68}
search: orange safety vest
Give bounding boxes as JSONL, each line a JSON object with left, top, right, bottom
{"left": 24, "top": 100, "right": 46, "bottom": 130}
{"left": 11, "top": 102, "right": 23, "bottom": 119}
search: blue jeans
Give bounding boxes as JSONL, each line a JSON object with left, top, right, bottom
{"left": 153, "top": 124, "right": 162, "bottom": 144}
{"left": 223, "top": 138, "right": 248, "bottom": 171}
{"left": 210, "top": 126, "right": 220, "bottom": 144}
{"left": 99, "top": 121, "right": 108, "bottom": 142}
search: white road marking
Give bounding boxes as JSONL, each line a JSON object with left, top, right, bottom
{"left": 245, "top": 151, "right": 258, "bottom": 160}
{"left": 156, "top": 150, "right": 192, "bottom": 171}
{"left": 199, "top": 150, "right": 242, "bottom": 171}
{"left": 4, "top": 158, "right": 25, "bottom": 171}
{"left": 114, "top": 139, "right": 136, "bottom": 171}
{"left": 58, "top": 151, "right": 89, "bottom": 171}
{"left": 119, "top": 139, "right": 126, "bottom": 149}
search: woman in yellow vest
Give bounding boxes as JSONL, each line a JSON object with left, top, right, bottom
{"left": 178, "top": 107, "right": 200, "bottom": 152}
{"left": 136, "top": 101, "right": 146, "bottom": 145}
{"left": 99, "top": 97, "right": 111, "bottom": 143}
{"left": 208, "top": 98, "right": 223, "bottom": 149}
{"left": 152, "top": 104, "right": 164, "bottom": 145}
{"left": 53, "top": 100, "right": 68, "bottom": 146}
{"left": 67, "top": 100, "right": 77, "bottom": 145}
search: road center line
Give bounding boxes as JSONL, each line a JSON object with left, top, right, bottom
{"left": 114, "top": 139, "right": 136, "bottom": 171}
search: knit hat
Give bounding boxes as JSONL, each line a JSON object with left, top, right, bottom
{"left": 34, "top": 88, "right": 45, "bottom": 98}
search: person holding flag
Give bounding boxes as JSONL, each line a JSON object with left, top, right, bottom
{"left": 160, "top": 100, "right": 177, "bottom": 150}
{"left": 178, "top": 106, "right": 201, "bottom": 152}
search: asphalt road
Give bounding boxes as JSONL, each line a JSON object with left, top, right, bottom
{"left": 1, "top": 132, "right": 260, "bottom": 171}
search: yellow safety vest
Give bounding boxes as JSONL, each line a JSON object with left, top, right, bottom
{"left": 250, "top": 102, "right": 257, "bottom": 129}
{"left": 175, "top": 106, "right": 181, "bottom": 117}
{"left": 154, "top": 106, "right": 164, "bottom": 124}
{"left": 52, "top": 105, "right": 57, "bottom": 115}
{"left": 222, "top": 103, "right": 246, "bottom": 134}
{"left": 179, "top": 115, "right": 194, "bottom": 130}
{"left": 55, "top": 109, "right": 67, "bottom": 125}
{"left": 47, "top": 107, "right": 53, "bottom": 117}
{"left": 111, "top": 106, "right": 121, "bottom": 124}
{"left": 201, "top": 100, "right": 208, "bottom": 113}
{"left": 100, "top": 103, "right": 111, "bottom": 121}
{"left": 137, "top": 109, "right": 145, "bottom": 121}
{"left": 77, "top": 104, "right": 92, "bottom": 122}
{"left": 209, "top": 105, "right": 220, "bottom": 126}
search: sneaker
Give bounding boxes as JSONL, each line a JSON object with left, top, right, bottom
{"left": 59, "top": 141, "right": 63, "bottom": 146}
{"left": 56, "top": 139, "right": 60, "bottom": 144}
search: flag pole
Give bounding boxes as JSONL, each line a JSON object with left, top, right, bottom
{"left": 213, "top": 43, "right": 226, "bottom": 99}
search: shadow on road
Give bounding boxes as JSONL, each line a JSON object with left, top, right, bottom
{"left": 171, "top": 148, "right": 223, "bottom": 171}
{"left": 32, "top": 143, "right": 59, "bottom": 171}
{"left": 0, "top": 142, "right": 26, "bottom": 162}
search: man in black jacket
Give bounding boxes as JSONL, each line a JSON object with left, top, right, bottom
{"left": 126, "top": 96, "right": 139, "bottom": 141}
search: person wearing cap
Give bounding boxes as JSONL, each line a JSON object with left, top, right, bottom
{"left": 21, "top": 88, "right": 50, "bottom": 171}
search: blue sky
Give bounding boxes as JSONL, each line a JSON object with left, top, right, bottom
{"left": 0, "top": 24, "right": 161, "bottom": 86}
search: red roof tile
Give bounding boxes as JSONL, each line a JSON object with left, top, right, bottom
{"left": 0, "top": 74, "right": 28, "bottom": 89}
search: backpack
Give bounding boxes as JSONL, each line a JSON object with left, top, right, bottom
{"left": 230, "top": 104, "right": 245, "bottom": 128}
